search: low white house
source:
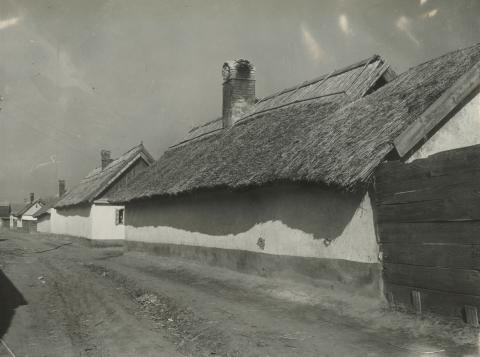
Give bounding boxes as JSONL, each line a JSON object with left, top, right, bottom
{"left": 108, "top": 43, "right": 480, "bottom": 308}
{"left": 33, "top": 181, "right": 66, "bottom": 233}
{"left": 34, "top": 206, "right": 54, "bottom": 233}
{"left": 10, "top": 194, "right": 44, "bottom": 232}
{"left": 106, "top": 56, "right": 396, "bottom": 292}
{"left": 52, "top": 143, "right": 154, "bottom": 244}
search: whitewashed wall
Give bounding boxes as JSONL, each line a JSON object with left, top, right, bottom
{"left": 22, "top": 202, "right": 43, "bottom": 219}
{"left": 124, "top": 185, "right": 378, "bottom": 263}
{"left": 37, "top": 215, "right": 51, "bottom": 233}
{"left": 409, "top": 92, "right": 480, "bottom": 161}
{"left": 91, "top": 204, "right": 125, "bottom": 240}
{"left": 51, "top": 206, "right": 92, "bottom": 239}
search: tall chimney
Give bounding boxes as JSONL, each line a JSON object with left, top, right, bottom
{"left": 222, "top": 59, "right": 255, "bottom": 128}
{"left": 30, "top": 192, "right": 34, "bottom": 204}
{"left": 101, "top": 150, "right": 113, "bottom": 170}
{"left": 58, "top": 180, "right": 66, "bottom": 197}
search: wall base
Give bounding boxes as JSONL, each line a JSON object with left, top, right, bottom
{"left": 90, "top": 239, "right": 125, "bottom": 248}
{"left": 45, "top": 233, "right": 124, "bottom": 248}
{"left": 125, "top": 241, "right": 381, "bottom": 297}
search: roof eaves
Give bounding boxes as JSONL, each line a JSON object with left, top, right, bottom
{"left": 89, "top": 151, "right": 153, "bottom": 202}
{"left": 394, "top": 59, "right": 480, "bottom": 157}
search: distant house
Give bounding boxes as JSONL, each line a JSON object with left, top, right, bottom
{"left": 10, "top": 194, "right": 44, "bottom": 232}
{"left": 108, "top": 43, "right": 480, "bottom": 317}
{"left": 8, "top": 203, "right": 24, "bottom": 229}
{"left": 52, "top": 143, "right": 154, "bottom": 244}
{"left": 33, "top": 180, "right": 67, "bottom": 234}
{"left": 0, "top": 203, "right": 10, "bottom": 229}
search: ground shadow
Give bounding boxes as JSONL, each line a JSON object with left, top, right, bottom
{"left": 127, "top": 182, "right": 366, "bottom": 241}
{"left": 0, "top": 269, "right": 27, "bottom": 338}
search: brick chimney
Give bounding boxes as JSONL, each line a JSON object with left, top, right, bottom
{"left": 58, "top": 180, "right": 66, "bottom": 197}
{"left": 222, "top": 59, "right": 255, "bottom": 128}
{"left": 29, "top": 192, "right": 34, "bottom": 204}
{"left": 101, "top": 150, "right": 113, "bottom": 170}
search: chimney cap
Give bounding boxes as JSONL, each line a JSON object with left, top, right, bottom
{"left": 101, "top": 150, "right": 113, "bottom": 170}
{"left": 222, "top": 59, "right": 255, "bottom": 82}
{"left": 58, "top": 179, "right": 66, "bottom": 197}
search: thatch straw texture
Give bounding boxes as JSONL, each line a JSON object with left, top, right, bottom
{"left": 14, "top": 199, "right": 44, "bottom": 217}
{"left": 183, "top": 56, "right": 390, "bottom": 144}
{"left": 33, "top": 197, "right": 60, "bottom": 218}
{"left": 55, "top": 144, "right": 153, "bottom": 208}
{"left": 290, "top": 42, "right": 480, "bottom": 188}
{"left": 110, "top": 44, "right": 480, "bottom": 203}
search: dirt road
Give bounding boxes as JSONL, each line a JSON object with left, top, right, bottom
{"left": 0, "top": 231, "right": 478, "bottom": 356}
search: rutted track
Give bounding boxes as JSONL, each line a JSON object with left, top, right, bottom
{"left": 0, "top": 231, "right": 478, "bottom": 357}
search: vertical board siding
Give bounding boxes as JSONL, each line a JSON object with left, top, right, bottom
{"left": 374, "top": 144, "right": 480, "bottom": 320}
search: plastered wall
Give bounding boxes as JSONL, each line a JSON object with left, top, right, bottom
{"left": 124, "top": 184, "right": 379, "bottom": 263}
{"left": 91, "top": 204, "right": 125, "bottom": 240}
{"left": 51, "top": 205, "right": 92, "bottom": 239}
{"left": 37, "top": 215, "right": 51, "bottom": 233}
{"left": 409, "top": 92, "right": 480, "bottom": 161}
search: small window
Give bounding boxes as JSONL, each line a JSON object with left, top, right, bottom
{"left": 115, "top": 208, "right": 125, "bottom": 225}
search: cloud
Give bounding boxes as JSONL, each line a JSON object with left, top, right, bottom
{"left": 57, "top": 50, "right": 92, "bottom": 93}
{"left": 339, "top": 14, "right": 353, "bottom": 36}
{"left": 0, "top": 17, "right": 20, "bottom": 30}
{"left": 300, "top": 23, "right": 324, "bottom": 62}
{"left": 422, "top": 9, "right": 438, "bottom": 18}
{"left": 29, "top": 155, "right": 60, "bottom": 173}
{"left": 396, "top": 16, "right": 420, "bottom": 46}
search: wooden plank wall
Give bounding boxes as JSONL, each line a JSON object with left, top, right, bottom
{"left": 374, "top": 144, "right": 480, "bottom": 319}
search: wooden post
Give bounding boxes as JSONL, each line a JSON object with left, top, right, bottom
{"left": 411, "top": 290, "right": 422, "bottom": 315}
{"left": 465, "top": 306, "right": 479, "bottom": 327}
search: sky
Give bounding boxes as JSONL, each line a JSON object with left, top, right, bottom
{"left": 0, "top": 0, "right": 479, "bottom": 202}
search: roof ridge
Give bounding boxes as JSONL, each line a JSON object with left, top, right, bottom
{"left": 15, "top": 199, "right": 44, "bottom": 216}
{"left": 256, "top": 55, "right": 380, "bottom": 104}
{"left": 237, "top": 56, "right": 384, "bottom": 124}
{"left": 84, "top": 144, "right": 145, "bottom": 179}
{"left": 169, "top": 128, "right": 222, "bottom": 149}
{"left": 106, "top": 43, "right": 480, "bottom": 202}
{"left": 188, "top": 117, "right": 222, "bottom": 133}
{"left": 55, "top": 142, "right": 155, "bottom": 208}
{"left": 402, "top": 42, "right": 480, "bottom": 74}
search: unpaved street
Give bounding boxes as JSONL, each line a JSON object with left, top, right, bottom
{"left": 0, "top": 231, "right": 478, "bottom": 357}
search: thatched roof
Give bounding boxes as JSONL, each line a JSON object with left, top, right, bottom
{"left": 9, "top": 203, "right": 26, "bottom": 216}
{"left": 109, "top": 44, "right": 480, "bottom": 203}
{"left": 179, "top": 55, "right": 392, "bottom": 146}
{"left": 32, "top": 197, "right": 61, "bottom": 218}
{"left": 14, "top": 199, "right": 44, "bottom": 217}
{"left": 55, "top": 143, "right": 154, "bottom": 208}
{"left": 293, "top": 42, "right": 480, "bottom": 188}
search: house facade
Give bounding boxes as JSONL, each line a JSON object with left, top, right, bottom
{"left": 9, "top": 194, "right": 45, "bottom": 231}
{"left": 107, "top": 56, "right": 395, "bottom": 292}
{"left": 108, "top": 44, "right": 480, "bottom": 312}
{"left": 52, "top": 143, "right": 154, "bottom": 244}
{"left": 33, "top": 181, "right": 66, "bottom": 233}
